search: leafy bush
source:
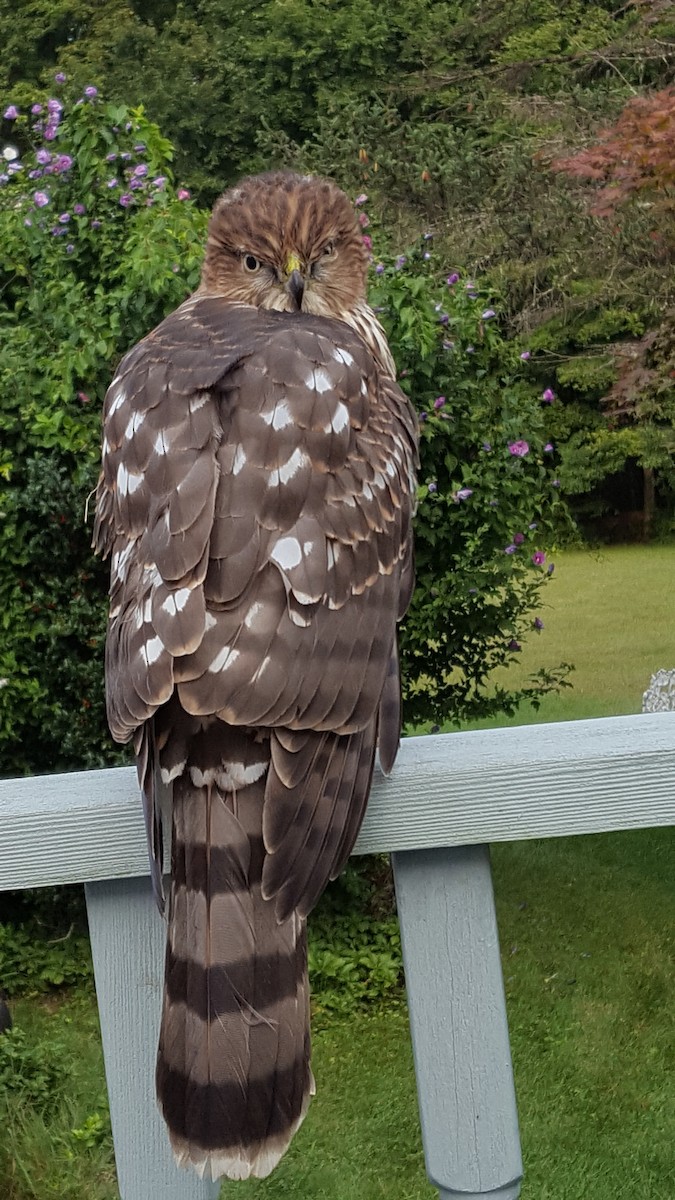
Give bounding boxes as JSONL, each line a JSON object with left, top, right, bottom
{"left": 0, "top": 1025, "right": 73, "bottom": 1111}
{"left": 0, "top": 923, "right": 92, "bottom": 995}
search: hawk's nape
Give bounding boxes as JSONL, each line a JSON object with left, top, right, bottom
{"left": 94, "top": 173, "right": 418, "bottom": 1182}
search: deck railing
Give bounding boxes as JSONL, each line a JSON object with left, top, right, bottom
{"left": 2, "top": 713, "right": 674, "bottom": 1200}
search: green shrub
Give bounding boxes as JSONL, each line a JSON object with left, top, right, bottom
{"left": 0, "top": 1025, "right": 73, "bottom": 1111}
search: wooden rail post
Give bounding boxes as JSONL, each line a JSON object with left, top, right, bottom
{"left": 85, "top": 876, "right": 220, "bottom": 1200}
{"left": 393, "top": 845, "right": 522, "bottom": 1200}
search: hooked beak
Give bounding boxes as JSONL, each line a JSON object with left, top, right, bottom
{"left": 285, "top": 268, "right": 305, "bottom": 311}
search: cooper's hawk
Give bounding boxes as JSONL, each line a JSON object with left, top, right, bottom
{"left": 94, "top": 171, "right": 418, "bottom": 1181}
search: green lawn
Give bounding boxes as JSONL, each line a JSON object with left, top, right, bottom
{"left": 1, "top": 544, "right": 673, "bottom": 1199}
{"left": 464, "top": 543, "right": 675, "bottom": 726}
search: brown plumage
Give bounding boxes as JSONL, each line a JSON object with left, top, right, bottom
{"left": 94, "top": 171, "right": 418, "bottom": 1181}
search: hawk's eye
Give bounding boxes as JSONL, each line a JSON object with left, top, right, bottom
{"left": 243, "top": 254, "right": 260, "bottom": 272}
{"left": 322, "top": 242, "right": 335, "bottom": 257}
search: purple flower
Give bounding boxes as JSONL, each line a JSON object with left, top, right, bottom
{"left": 24, "top": 217, "right": 32, "bottom": 227}
{"left": 433, "top": 396, "right": 446, "bottom": 410}
{"left": 375, "top": 263, "right": 385, "bottom": 275}
{"left": 177, "top": 187, "right": 191, "bottom": 201}
{"left": 542, "top": 388, "right": 556, "bottom": 403}
{"left": 119, "top": 193, "right": 133, "bottom": 207}
{"left": 466, "top": 344, "right": 475, "bottom": 353}
{"left": 547, "top": 563, "right": 555, "bottom": 575}
{"left": 508, "top": 639, "right": 521, "bottom": 652}
{"left": 534, "top": 617, "right": 544, "bottom": 630}
{"left": 73, "top": 203, "right": 85, "bottom": 215}
{"left": 84, "top": 85, "right": 98, "bottom": 98}
{"left": 133, "top": 163, "right": 148, "bottom": 177}
{"left": 529, "top": 522, "right": 538, "bottom": 530}
{"left": 54, "top": 154, "right": 73, "bottom": 172}
{"left": 423, "top": 231, "right": 433, "bottom": 240}
{"left": 443, "top": 340, "right": 455, "bottom": 351}
{"left": 544, "top": 442, "right": 554, "bottom": 452}
{"left": 447, "top": 272, "right": 460, "bottom": 285}
{"left": 394, "top": 254, "right": 406, "bottom": 269}
{"left": 482, "top": 442, "right": 491, "bottom": 451}
{"left": 55, "top": 72, "right": 66, "bottom": 83}
{"left": 134, "top": 142, "right": 146, "bottom": 153}
{"left": 0, "top": 173, "right": 8, "bottom": 184}
{"left": 455, "top": 488, "right": 473, "bottom": 501}
{"left": 465, "top": 280, "right": 476, "bottom": 291}
{"left": 31, "top": 104, "right": 43, "bottom": 115}
{"left": 520, "top": 350, "right": 531, "bottom": 360}
{"left": 428, "top": 482, "right": 437, "bottom": 493}
{"left": 152, "top": 176, "right": 167, "bottom": 189}
{"left": 33, "top": 191, "right": 49, "bottom": 208}
{"left": 513, "top": 533, "right": 525, "bottom": 545}
{"left": 419, "top": 412, "right": 427, "bottom": 422}
{"left": 58, "top": 212, "right": 70, "bottom": 223}
{"left": 423, "top": 251, "right": 431, "bottom": 260}
{"left": 504, "top": 544, "right": 517, "bottom": 554}
{"left": 66, "top": 243, "right": 74, "bottom": 253}
{"left": 129, "top": 178, "right": 144, "bottom": 190}
{"left": 438, "top": 313, "right": 449, "bottom": 325}
{"left": 481, "top": 308, "right": 496, "bottom": 320}
{"left": 44, "top": 126, "right": 57, "bottom": 141}
{"left": 362, "top": 234, "right": 372, "bottom": 251}
{"left": 28, "top": 169, "right": 42, "bottom": 179}
{"left": 36, "top": 149, "right": 51, "bottom": 165}
{"left": 47, "top": 99, "right": 62, "bottom": 115}
{"left": 354, "top": 193, "right": 368, "bottom": 206}
{"left": 105, "top": 152, "right": 117, "bottom": 162}
{"left": 552, "top": 479, "right": 560, "bottom": 488}
{"left": 107, "top": 178, "right": 118, "bottom": 188}
{"left": 3, "top": 106, "right": 19, "bottom": 120}
{"left": 532, "top": 551, "right": 546, "bottom": 566}
{"left": 121, "top": 151, "right": 131, "bottom": 160}
{"left": 91, "top": 219, "right": 102, "bottom": 229}
{"left": 508, "top": 440, "right": 529, "bottom": 457}
{"left": 358, "top": 212, "right": 369, "bottom": 228}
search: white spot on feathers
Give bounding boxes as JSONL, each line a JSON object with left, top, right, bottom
{"left": 252, "top": 654, "right": 271, "bottom": 682}
{"left": 161, "top": 587, "right": 192, "bottom": 615}
{"left": 261, "top": 400, "right": 292, "bottom": 430}
{"left": 268, "top": 447, "right": 307, "bottom": 487}
{"left": 111, "top": 540, "right": 135, "bottom": 583}
{"left": 124, "top": 411, "right": 145, "bottom": 439}
{"left": 154, "top": 431, "right": 169, "bottom": 456}
{"left": 216, "top": 761, "right": 268, "bottom": 791}
{"left": 189, "top": 393, "right": 209, "bottom": 412}
{"left": 327, "top": 541, "right": 342, "bottom": 570}
{"left": 161, "top": 761, "right": 186, "bottom": 784}
{"left": 232, "top": 445, "right": 247, "bottom": 475}
{"left": 307, "top": 366, "right": 332, "bottom": 394}
{"left": 270, "top": 536, "right": 302, "bottom": 570}
{"left": 329, "top": 402, "right": 350, "bottom": 434}
{"left": 243, "top": 601, "right": 264, "bottom": 629}
{"left": 332, "top": 347, "right": 355, "bottom": 367}
{"left": 107, "top": 381, "right": 126, "bottom": 416}
{"left": 140, "top": 636, "right": 164, "bottom": 666}
{"left": 205, "top": 612, "right": 218, "bottom": 630}
{"left": 208, "top": 644, "right": 240, "bottom": 673}
{"left": 116, "top": 464, "right": 143, "bottom": 497}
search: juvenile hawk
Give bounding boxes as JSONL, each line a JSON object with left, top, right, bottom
{"left": 94, "top": 171, "right": 418, "bottom": 1181}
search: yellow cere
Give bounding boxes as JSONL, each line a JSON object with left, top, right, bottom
{"left": 285, "top": 253, "right": 302, "bottom": 276}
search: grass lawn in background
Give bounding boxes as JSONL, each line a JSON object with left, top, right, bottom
{"left": 462, "top": 543, "right": 675, "bottom": 726}
{"left": 1, "top": 543, "right": 673, "bottom": 1198}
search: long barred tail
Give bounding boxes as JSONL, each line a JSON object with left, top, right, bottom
{"left": 156, "top": 770, "right": 314, "bottom": 1181}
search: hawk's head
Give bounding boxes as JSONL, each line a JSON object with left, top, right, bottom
{"left": 200, "top": 172, "right": 369, "bottom": 320}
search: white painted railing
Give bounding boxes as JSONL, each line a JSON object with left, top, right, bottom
{"left": 1, "top": 714, "right": 674, "bottom": 1200}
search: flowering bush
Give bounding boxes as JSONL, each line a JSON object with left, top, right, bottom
{"left": 0, "top": 85, "right": 205, "bottom": 772}
{"left": 0, "top": 89, "right": 569, "bottom": 773}
{"left": 368, "top": 229, "right": 571, "bottom": 725}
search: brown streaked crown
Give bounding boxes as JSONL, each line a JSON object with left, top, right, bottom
{"left": 199, "top": 171, "right": 369, "bottom": 320}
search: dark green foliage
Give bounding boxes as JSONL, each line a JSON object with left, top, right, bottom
{"left": 0, "top": 1025, "right": 74, "bottom": 1111}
